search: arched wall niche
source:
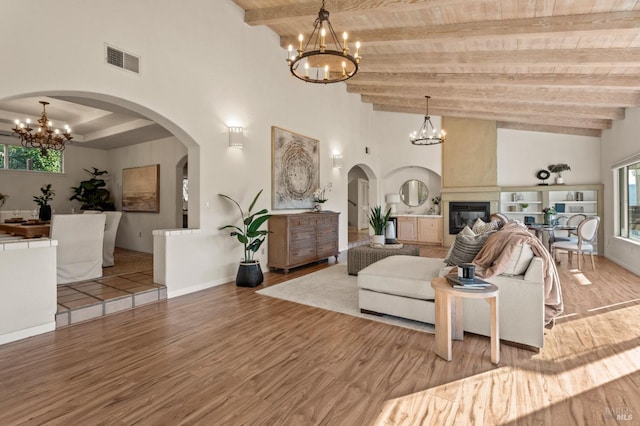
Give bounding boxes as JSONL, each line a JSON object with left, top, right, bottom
{"left": 383, "top": 166, "right": 442, "bottom": 213}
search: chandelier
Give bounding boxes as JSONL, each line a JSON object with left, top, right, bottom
{"left": 12, "top": 101, "right": 72, "bottom": 155}
{"left": 410, "top": 96, "right": 446, "bottom": 146}
{"left": 286, "top": 0, "right": 361, "bottom": 84}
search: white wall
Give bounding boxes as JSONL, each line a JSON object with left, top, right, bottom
{"left": 497, "top": 129, "right": 601, "bottom": 186}
{"left": 2, "top": 0, "right": 634, "bottom": 296}
{"left": 600, "top": 107, "right": 640, "bottom": 275}
{"left": 108, "top": 136, "right": 188, "bottom": 253}
{"left": 0, "top": 0, "right": 385, "bottom": 289}
{"left": 0, "top": 136, "right": 109, "bottom": 214}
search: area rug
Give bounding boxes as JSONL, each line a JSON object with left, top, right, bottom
{"left": 257, "top": 264, "right": 434, "bottom": 334}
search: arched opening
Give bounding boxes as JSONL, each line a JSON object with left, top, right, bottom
{"left": 347, "top": 163, "right": 378, "bottom": 247}
{"left": 0, "top": 92, "right": 201, "bottom": 328}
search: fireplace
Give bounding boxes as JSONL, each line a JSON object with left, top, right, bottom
{"left": 449, "top": 201, "right": 490, "bottom": 234}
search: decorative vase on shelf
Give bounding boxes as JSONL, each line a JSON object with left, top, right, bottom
{"left": 313, "top": 202, "right": 323, "bottom": 212}
{"left": 555, "top": 176, "right": 564, "bottom": 185}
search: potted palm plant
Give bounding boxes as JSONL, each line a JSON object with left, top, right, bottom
{"left": 33, "top": 184, "right": 55, "bottom": 221}
{"left": 218, "top": 189, "right": 272, "bottom": 287}
{"left": 548, "top": 163, "right": 571, "bottom": 185}
{"left": 369, "top": 205, "right": 392, "bottom": 245}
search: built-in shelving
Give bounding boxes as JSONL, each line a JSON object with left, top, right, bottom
{"left": 498, "top": 184, "right": 604, "bottom": 253}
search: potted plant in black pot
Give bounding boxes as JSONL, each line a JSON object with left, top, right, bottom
{"left": 218, "top": 189, "right": 272, "bottom": 287}
{"left": 368, "top": 205, "right": 392, "bottom": 245}
{"left": 33, "top": 183, "right": 55, "bottom": 221}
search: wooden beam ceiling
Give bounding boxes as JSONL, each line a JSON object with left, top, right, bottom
{"left": 232, "top": 0, "right": 640, "bottom": 137}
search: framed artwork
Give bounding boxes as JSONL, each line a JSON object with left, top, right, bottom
{"left": 122, "top": 164, "right": 160, "bottom": 212}
{"left": 271, "top": 126, "right": 319, "bottom": 209}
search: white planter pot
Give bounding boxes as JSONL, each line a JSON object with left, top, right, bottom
{"left": 372, "top": 235, "right": 385, "bottom": 245}
{"left": 555, "top": 176, "right": 564, "bottom": 184}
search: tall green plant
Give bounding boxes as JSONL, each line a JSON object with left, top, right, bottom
{"left": 368, "top": 205, "right": 392, "bottom": 235}
{"left": 69, "top": 167, "right": 115, "bottom": 211}
{"left": 218, "top": 190, "right": 272, "bottom": 262}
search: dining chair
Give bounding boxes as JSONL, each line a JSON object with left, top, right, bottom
{"left": 552, "top": 213, "right": 587, "bottom": 244}
{"left": 551, "top": 216, "right": 600, "bottom": 271}
{"left": 50, "top": 214, "right": 106, "bottom": 284}
{"left": 83, "top": 210, "right": 123, "bottom": 267}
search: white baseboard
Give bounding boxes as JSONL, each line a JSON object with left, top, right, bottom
{"left": 0, "top": 322, "right": 56, "bottom": 346}
{"left": 605, "top": 255, "right": 640, "bottom": 277}
{"left": 167, "top": 275, "right": 234, "bottom": 299}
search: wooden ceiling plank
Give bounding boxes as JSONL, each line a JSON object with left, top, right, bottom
{"left": 347, "top": 84, "right": 640, "bottom": 107}
{"left": 278, "top": 10, "right": 640, "bottom": 47}
{"left": 360, "top": 95, "right": 626, "bottom": 120}
{"left": 496, "top": 121, "right": 603, "bottom": 137}
{"left": 350, "top": 72, "right": 640, "bottom": 89}
{"left": 244, "top": 0, "right": 475, "bottom": 26}
{"left": 361, "top": 48, "right": 640, "bottom": 67}
{"left": 373, "top": 103, "right": 612, "bottom": 129}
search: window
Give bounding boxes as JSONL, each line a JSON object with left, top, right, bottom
{"left": 0, "top": 144, "right": 62, "bottom": 173}
{"left": 618, "top": 160, "right": 640, "bottom": 241}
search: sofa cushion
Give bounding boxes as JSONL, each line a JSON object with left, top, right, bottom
{"left": 358, "top": 255, "right": 444, "bottom": 300}
{"left": 472, "top": 218, "right": 499, "bottom": 234}
{"left": 445, "top": 230, "right": 494, "bottom": 266}
{"left": 502, "top": 243, "right": 535, "bottom": 276}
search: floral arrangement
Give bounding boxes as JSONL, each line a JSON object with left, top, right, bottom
{"left": 431, "top": 195, "right": 441, "bottom": 205}
{"left": 313, "top": 182, "right": 332, "bottom": 204}
{"left": 542, "top": 207, "right": 557, "bottom": 215}
{"left": 33, "top": 184, "right": 55, "bottom": 207}
{"left": 0, "top": 192, "right": 7, "bottom": 208}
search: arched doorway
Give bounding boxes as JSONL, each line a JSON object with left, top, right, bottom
{"left": 347, "top": 163, "right": 378, "bottom": 246}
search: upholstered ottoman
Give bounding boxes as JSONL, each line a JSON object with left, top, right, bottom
{"left": 347, "top": 244, "right": 420, "bottom": 275}
{"left": 357, "top": 255, "right": 447, "bottom": 324}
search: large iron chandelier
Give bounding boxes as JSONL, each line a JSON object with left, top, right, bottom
{"left": 286, "top": 0, "right": 361, "bottom": 84}
{"left": 12, "top": 101, "right": 72, "bottom": 155}
{"left": 410, "top": 96, "right": 446, "bottom": 145}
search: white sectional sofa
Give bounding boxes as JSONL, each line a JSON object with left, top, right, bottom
{"left": 357, "top": 255, "right": 546, "bottom": 349}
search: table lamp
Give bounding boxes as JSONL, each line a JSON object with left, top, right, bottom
{"left": 385, "top": 194, "right": 401, "bottom": 214}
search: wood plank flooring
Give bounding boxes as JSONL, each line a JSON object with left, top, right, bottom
{"left": 0, "top": 248, "right": 639, "bottom": 424}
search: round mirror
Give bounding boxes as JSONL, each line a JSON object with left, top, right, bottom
{"left": 399, "top": 179, "right": 429, "bottom": 207}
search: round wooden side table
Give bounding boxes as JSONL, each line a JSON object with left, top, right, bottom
{"left": 431, "top": 276, "right": 500, "bottom": 365}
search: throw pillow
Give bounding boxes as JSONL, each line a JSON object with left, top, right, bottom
{"left": 502, "top": 243, "right": 535, "bottom": 276}
{"left": 472, "top": 218, "right": 498, "bottom": 234}
{"left": 445, "top": 230, "right": 494, "bottom": 266}
{"left": 445, "top": 225, "right": 475, "bottom": 260}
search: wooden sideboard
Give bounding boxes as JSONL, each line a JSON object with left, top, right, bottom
{"left": 268, "top": 211, "right": 339, "bottom": 273}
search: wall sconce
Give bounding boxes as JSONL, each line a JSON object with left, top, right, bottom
{"left": 228, "top": 126, "right": 244, "bottom": 149}
{"left": 332, "top": 153, "right": 343, "bottom": 168}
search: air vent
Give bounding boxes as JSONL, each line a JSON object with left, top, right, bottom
{"left": 105, "top": 44, "right": 140, "bottom": 74}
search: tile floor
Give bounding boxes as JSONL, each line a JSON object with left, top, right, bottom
{"left": 56, "top": 270, "right": 166, "bottom": 328}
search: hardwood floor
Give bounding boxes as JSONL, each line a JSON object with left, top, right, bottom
{"left": 0, "top": 249, "right": 639, "bottom": 424}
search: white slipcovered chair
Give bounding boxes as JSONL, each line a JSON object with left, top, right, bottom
{"left": 551, "top": 216, "right": 600, "bottom": 271}
{"left": 83, "top": 210, "right": 123, "bottom": 267}
{"left": 50, "top": 214, "right": 106, "bottom": 284}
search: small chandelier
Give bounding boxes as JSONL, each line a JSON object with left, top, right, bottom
{"left": 410, "top": 96, "right": 446, "bottom": 146}
{"left": 12, "top": 101, "right": 72, "bottom": 155}
{"left": 286, "top": 0, "right": 361, "bottom": 84}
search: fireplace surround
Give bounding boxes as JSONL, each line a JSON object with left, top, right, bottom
{"left": 449, "top": 201, "right": 490, "bottom": 234}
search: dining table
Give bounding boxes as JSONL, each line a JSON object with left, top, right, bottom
{"left": 527, "top": 224, "right": 577, "bottom": 251}
{"left": 0, "top": 221, "right": 51, "bottom": 239}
